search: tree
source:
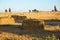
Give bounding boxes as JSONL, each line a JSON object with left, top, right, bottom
{"left": 54, "top": 6, "right": 57, "bottom": 12}
{"left": 5, "top": 9, "right": 7, "bottom": 12}
{"left": 32, "top": 9, "right": 39, "bottom": 12}
{"left": 52, "top": 10, "right": 54, "bottom": 12}
{"left": 9, "top": 8, "right": 11, "bottom": 12}
{"left": 29, "top": 10, "right": 31, "bottom": 12}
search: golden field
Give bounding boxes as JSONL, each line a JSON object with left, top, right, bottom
{"left": 0, "top": 11, "right": 60, "bottom": 30}
{"left": 0, "top": 11, "right": 60, "bottom": 40}
{"left": 0, "top": 11, "right": 60, "bottom": 19}
{"left": 0, "top": 11, "right": 60, "bottom": 24}
{"left": 0, "top": 32, "right": 40, "bottom": 40}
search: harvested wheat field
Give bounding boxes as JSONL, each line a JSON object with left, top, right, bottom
{"left": 0, "top": 12, "right": 60, "bottom": 40}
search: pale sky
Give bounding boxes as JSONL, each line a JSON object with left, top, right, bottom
{"left": 0, "top": 0, "right": 60, "bottom": 12}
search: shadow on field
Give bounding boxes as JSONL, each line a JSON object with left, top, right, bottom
{"left": 0, "top": 25, "right": 60, "bottom": 39}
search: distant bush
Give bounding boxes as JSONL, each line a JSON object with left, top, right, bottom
{"left": 32, "top": 9, "right": 39, "bottom": 12}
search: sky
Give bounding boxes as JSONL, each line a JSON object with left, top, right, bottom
{"left": 0, "top": 0, "right": 60, "bottom": 12}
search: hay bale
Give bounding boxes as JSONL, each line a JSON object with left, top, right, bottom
{"left": 22, "top": 19, "right": 44, "bottom": 30}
